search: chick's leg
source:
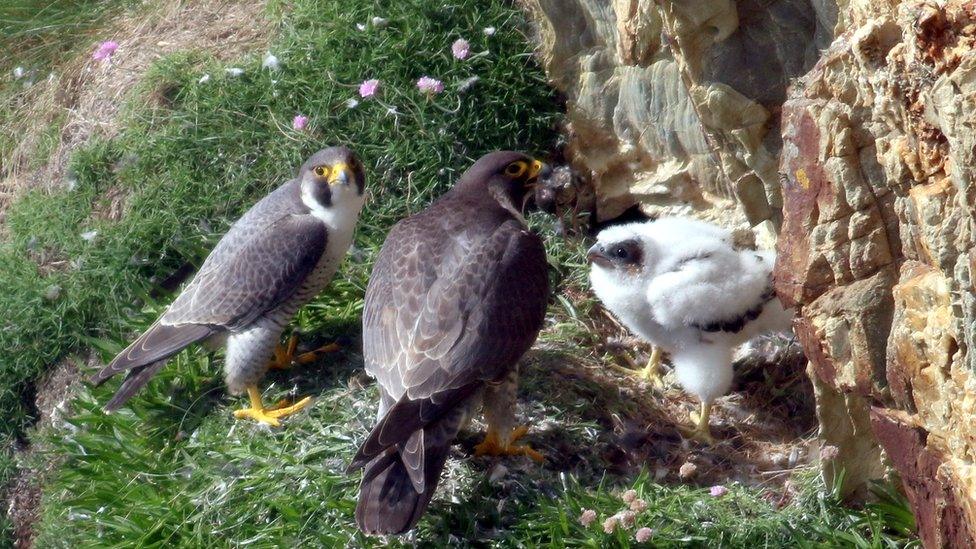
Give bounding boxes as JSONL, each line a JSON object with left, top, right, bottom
{"left": 680, "top": 400, "right": 715, "bottom": 444}
{"left": 610, "top": 346, "right": 666, "bottom": 388}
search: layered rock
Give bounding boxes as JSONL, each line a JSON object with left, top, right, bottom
{"left": 525, "top": 0, "right": 976, "bottom": 543}
{"left": 522, "top": 0, "right": 832, "bottom": 238}
{"left": 775, "top": 1, "right": 976, "bottom": 545}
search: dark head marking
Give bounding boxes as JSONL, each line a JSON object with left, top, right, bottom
{"left": 454, "top": 151, "right": 550, "bottom": 211}
{"left": 300, "top": 146, "right": 367, "bottom": 206}
{"left": 586, "top": 239, "right": 643, "bottom": 271}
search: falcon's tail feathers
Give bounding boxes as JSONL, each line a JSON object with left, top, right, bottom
{"left": 348, "top": 383, "right": 479, "bottom": 471}
{"left": 91, "top": 322, "right": 215, "bottom": 410}
{"left": 102, "top": 361, "right": 168, "bottom": 412}
{"left": 355, "top": 409, "right": 461, "bottom": 535}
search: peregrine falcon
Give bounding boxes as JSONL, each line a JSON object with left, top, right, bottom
{"left": 349, "top": 151, "right": 551, "bottom": 535}
{"left": 587, "top": 217, "right": 794, "bottom": 442}
{"left": 91, "top": 146, "right": 367, "bottom": 426}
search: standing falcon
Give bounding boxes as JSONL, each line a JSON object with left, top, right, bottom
{"left": 587, "top": 217, "right": 793, "bottom": 442}
{"left": 91, "top": 147, "right": 366, "bottom": 426}
{"left": 349, "top": 151, "right": 551, "bottom": 535}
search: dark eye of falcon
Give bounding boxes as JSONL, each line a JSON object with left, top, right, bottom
{"left": 610, "top": 240, "right": 642, "bottom": 266}
{"left": 314, "top": 165, "right": 329, "bottom": 178}
{"left": 504, "top": 161, "right": 527, "bottom": 178}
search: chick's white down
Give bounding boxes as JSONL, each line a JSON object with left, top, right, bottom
{"left": 589, "top": 217, "right": 794, "bottom": 405}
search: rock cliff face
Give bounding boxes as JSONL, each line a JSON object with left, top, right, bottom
{"left": 777, "top": 1, "right": 976, "bottom": 545}
{"left": 525, "top": 0, "right": 976, "bottom": 544}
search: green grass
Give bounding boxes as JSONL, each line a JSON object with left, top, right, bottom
{"left": 0, "top": 0, "right": 139, "bottom": 160}
{"left": 1, "top": 0, "right": 920, "bottom": 546}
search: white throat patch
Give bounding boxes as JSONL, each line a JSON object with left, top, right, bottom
{"left": 301, "top": 181, "right": 365, "bottom": 234}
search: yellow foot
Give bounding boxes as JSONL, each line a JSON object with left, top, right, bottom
{"left": 474, "top": 425, "right": 544, "bottom": 462}
{"left": 232, "top": 386, "right": 312, "bottom": 427}
{"left": 269, "top": 334, "right": 341, "bottom": 370}
{"left": 610, "top": 347, "right": 665, "bottom": 389}
{"left": 680, "top": 401, "right": 715, "bottom": 444}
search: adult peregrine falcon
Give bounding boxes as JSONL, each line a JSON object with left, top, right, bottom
{"left": 91, "top": 146, "right": 366, "bottom": 426}
{"left": 587, "top": 217, "right": 794, "bottom": 441}
{"left": 349, "top": 151, "right": 551, "bottom": 535}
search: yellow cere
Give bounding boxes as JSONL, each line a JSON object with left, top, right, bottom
{"left": 328, "top": 162, "right": 350, "bottom": 185}
{"left": 529, "top": 159, "right": 542, "bottom": 179}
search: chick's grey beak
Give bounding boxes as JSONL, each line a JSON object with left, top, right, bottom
{"left": 586, "top": 243, "right": 610, "bottom": 267}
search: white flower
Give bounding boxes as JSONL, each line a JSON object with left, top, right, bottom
{"left": 198, "top": 74, "right": 210, "bottom": 84}
{"left": 13, "top": 66, "right": 25, "bottom": 79}
{"left": 345, "top": 98, "right": 360, "bottom": 109}
{"left": 80, "top": 230, "right": 98, "bottom": 242}
{"left": 371, "top": 16, "right": 388, "bottom": 28}
{"left": 356, "top": 23, "right": 366, "bottom": 31}
{"left": 483, "top": 26, "right": 496, "bottom": 36}
{"left": 262, "top": 52, "right": 280, "bottom": 70}
{"left": 225, "top": 67, "right": 244, "bottom": 77}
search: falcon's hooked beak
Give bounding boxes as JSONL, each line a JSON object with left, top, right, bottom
{"left": 586, "top": 243, "right": 612, "bottom": 268}
{"left": 526, "top": 159, "right": 551, "bottom": 188}
{"left": 521, "top": 159, "right": 552, "bottom": 213}
{"left": 328, "top": 163, "right": 353, "bottom": 186}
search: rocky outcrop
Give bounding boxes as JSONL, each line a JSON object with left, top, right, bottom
{"left": 525, "top": 0, "right": 976, "bottom": 543}
{"left": 775, "top": 1, "right": 976, "bottom": 545}
{"left": 522, "top": 0, "right": 833, "bottom": 240}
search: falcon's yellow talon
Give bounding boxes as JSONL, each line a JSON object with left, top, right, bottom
{"left": 266, "top": 395, "right": 312, "bottom": 418}
{"left": 233, "top": 407, "right": 282, "bottom": 427}
{"left": 295, "top": 342, "right": 341, "bottom": 364}
{"left": 233, "top": 386, "right": 310, "bottom": 426}
{"left": 269, "top": 336, "right": 341, "bottom": 370}
{"left": 510, "top": 425, "right": 529, "bottom": 440}
{"left": 475, "top": 426, "right": 544, "bottom": 462}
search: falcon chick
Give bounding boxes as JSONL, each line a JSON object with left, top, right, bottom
{"left": 92, "top": 147, "right": 366, "bottom": 426}
{"left": 349, "top": 151, "right": 551, "bottom": 535}
{"left": 587, "top": 216, "right": 793, "bottom": 442}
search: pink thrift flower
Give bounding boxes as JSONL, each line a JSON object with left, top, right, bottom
{"left": 359, "top": 78, "right": 380, "bottom": 98}
{"left": 92, "top": 41, "right": 119, "bottom": 61}
{"left": 416, "top": 76, "right": 444, "bottom": 94}
{"left": 635, "top": 527, "right": 653, "bottom": 543}
{"left": 621, "top": 489, "right": 637, "bottom": 504}
{"left": 451, "top": 38, "right": 470, "bottom": 60}
{"left": 602, "top": 516, "right": 618, "bottom": 534}
{"left": 820, "top": 445, "right": 840, "bottom": 461}
{"left": 709, "top": 485, "right": 729, "bottom": 497}
{"left": 619, "top": 510, "right": 636, "bottom": 528}
{"left": 579, "top": 509, "right": 597, "bottom": 527}
{"left": 292, "top": 115, "right": 309, "bottom": 130}
{"left": 630, "top": 498, "right": 648, "bottom": 513}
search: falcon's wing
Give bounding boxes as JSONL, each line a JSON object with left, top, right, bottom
{"left": 92, "top": 213, "right": 326, "bottom": 387}
{"left": 162, "top": 213, "right": 327, "bottom": 329}
{"left": 351, "top": 216, "right": 549, "bottom": 467}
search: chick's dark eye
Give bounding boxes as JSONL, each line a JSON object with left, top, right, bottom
{"left": 613, "top": 246, "right": 629, "bottom": 259}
